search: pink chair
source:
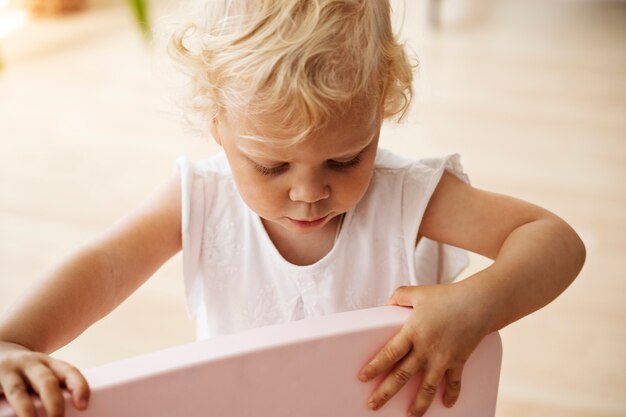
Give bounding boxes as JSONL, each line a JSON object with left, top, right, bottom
{"left": 0, "top": 306, "right": 501, "bottom": 417}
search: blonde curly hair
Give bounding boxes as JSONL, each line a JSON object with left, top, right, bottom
{"left": 170, "top": 0, "right": 415, "bottom": 142}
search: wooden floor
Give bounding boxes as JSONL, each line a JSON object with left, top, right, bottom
{"left": 0, "top": 0, "right": 624, "bottom": 415}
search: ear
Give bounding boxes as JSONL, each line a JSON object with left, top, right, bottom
{"left": 210, "top": 117, "right": 222, "bottom": 147}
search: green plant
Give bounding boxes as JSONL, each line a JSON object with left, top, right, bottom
{"left": 128, "top": 0, "right": 150, "bottom": 39}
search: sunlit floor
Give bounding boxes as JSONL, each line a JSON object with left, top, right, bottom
{"left": 0, "top": 0, "right": 624, "bottom": 416}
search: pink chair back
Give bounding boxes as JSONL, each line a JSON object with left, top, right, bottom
{"left": 0, "top": 306, "right": 501, "bottom": 417}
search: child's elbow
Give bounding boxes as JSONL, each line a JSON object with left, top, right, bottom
{"left": 573, "top": 229, "right": 587, "bottom": 275}
{"left": 558, "top": 218, "right": 586, "bottom": 280}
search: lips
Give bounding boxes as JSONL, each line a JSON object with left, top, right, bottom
{"left": 288, "top": 215, "right": 329, "bottom": 228}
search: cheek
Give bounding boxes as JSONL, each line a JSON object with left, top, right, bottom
{"left": 334, "top": 165, "right": 375, "bottom": 208}
{"left": 221, "top": 152, "right": 271, "bottom": 213}
{"left": 231, "top": 169, "right": 285, "bottom": 214}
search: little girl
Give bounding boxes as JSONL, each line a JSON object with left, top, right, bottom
{"left": 0, "top": 1, "right": 585, "bottom": 417}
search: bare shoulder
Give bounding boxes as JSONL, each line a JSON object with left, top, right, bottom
{"left": 418, "top": 171, "right": 558, "bottom": 259}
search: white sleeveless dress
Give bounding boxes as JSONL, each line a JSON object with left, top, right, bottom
{"left": 177, "top": 148, "right": 470, "bottom": 340}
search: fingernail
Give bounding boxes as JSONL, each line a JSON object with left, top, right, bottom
{"left": 368, "top": 400, "right": 378, "bottom": 410}
{"left": 358, "top": 372, "right": 369, "bottom": 382}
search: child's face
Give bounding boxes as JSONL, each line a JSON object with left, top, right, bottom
{"left": 213, "top": 106, "right": 381, "bottom": 235}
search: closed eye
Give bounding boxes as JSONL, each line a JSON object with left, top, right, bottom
{"left": 251, "top": 153, "right": 362, "bottom": 176}
{"left": 327, "top": 154, "right": 362, "bottom": 170}
{"left": 253, "top": 162, "right": 288, "bottom": 176}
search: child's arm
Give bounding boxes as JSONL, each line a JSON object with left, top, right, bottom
{"left": 0, "top": 174, "right": 182, "bottom": 417}
{"left": 357, "top": 172, "right": 586, "bottom": 417}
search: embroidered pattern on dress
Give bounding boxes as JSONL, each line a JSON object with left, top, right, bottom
{"left": 240, "top": 282, "right": 282, "bottom": 329}
{"left": 343, "top": 282, "right": 375, "bottom": 310}
{"left": 201, "top": 220, "right": 242, "bottom": 294}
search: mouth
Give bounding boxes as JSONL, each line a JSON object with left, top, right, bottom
{"left": 288, "top": 215, "right": 329, "bottom": 228}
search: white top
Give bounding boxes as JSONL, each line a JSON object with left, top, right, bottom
{"left": 177, "top": 148, "right": 470, "bottom": 340}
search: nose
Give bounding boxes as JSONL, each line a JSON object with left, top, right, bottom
{"left": 289, "top": 172, "right": 330, "bottom": 203}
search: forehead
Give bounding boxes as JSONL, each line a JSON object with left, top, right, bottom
{"left": 225, "top": 105, "right": 380, "bottom": 159}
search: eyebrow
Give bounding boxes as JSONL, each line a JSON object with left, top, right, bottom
{"left": 236, "top": 139, "right": 281, "bottom": 160}
{"left": 332, "top": 131, "right": 377, "bottom": 158}
{"left": 236, "top": 130, "right": 377, "bottom": 161}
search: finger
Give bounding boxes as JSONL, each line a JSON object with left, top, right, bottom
{"left": 408, "top": 366, "right": 445, "bottom": 417}
{"left": 0, "top": 372, "right": 38, "bottom": 417}
{"left": 385, "top": 286, "right": 414, "bottom": 307}
{"left": 48, "top": 359, "right": 90, "bottom": 410}
{"left": 358, "top": 329, "right": 413, "bottom": 382}
{"left": 443, "top": 366, "right": 463, "bottom": 408}
{"left": 366, "top": 351, "right": 422, "bottom": 411}
{"left": 23, "top": 364, "right": 65, "bottom": 417}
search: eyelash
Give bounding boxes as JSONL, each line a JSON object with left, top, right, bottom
{"left": 253, "top": 154, "right": 363, "bottom": 177}
{"left": 253, "top": 164, "right": 288, "bottom": 176}
{"left": 328, "top": 154, "right": 362, "bottom": 170}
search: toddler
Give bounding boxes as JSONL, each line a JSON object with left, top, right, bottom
{"left": 0, "top": 1, "right": 585, "bottom": 417}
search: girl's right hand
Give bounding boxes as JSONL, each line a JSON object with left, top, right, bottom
{"left": 0, "top": 341, "right": 90, "bottom": 417}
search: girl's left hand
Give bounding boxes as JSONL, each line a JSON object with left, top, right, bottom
{"left": 357, "top": 283, "right": 491, "bottom": 417}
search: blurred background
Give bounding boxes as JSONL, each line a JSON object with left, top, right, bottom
{"left": 0, "top": 0, "right": 624, "bottom": 415}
